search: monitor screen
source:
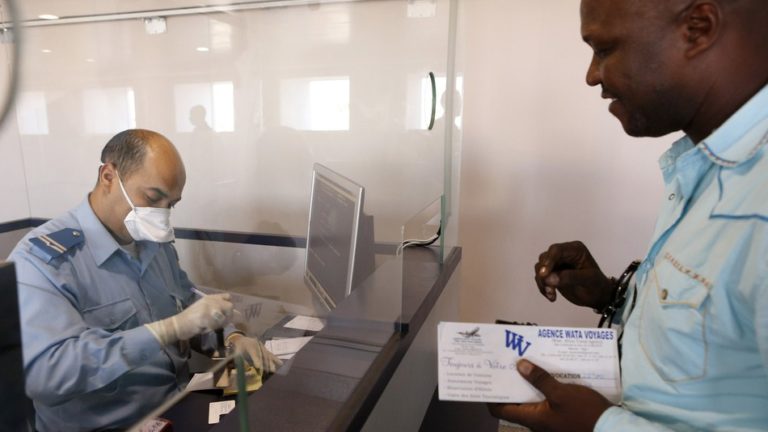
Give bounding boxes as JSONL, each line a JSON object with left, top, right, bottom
{"left": 304, "top": 164, "right": 365, "bottom": 310}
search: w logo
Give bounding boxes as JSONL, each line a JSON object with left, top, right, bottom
{"left": 505, "top": 330, "right": 532, "bottom": 356}
{"left": 244, "top": 303, "right": 262, "bottom": 321}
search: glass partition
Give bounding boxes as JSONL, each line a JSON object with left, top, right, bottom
{"left": 400, "top": 195, "right": 444, "bottom": 264}
{"left": 9, "top": 0, "right": 454, "bottom": 243}
{"left": 127, "top": 227, "right": 404, "bottom": 431}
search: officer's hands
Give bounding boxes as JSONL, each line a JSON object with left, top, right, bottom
{"left": 146, "top": 294, "right": 234, "bottom": 345}
{"left": 173, "top": 294, "right": 234, "bottom": 340}
{"left": 488, "top": 360, "right": 613, "bottom": 432}
{"left": 534, "top": 241, "right": 614, "bottom": 310}
{"left": 227, "top": 333, "right": 282, "bottom": 374}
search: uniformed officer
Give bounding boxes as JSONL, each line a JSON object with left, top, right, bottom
{"left": 8, "top": 129, "right": 280, "bottom": 432}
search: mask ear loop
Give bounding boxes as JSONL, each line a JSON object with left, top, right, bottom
{"left": 114, "top": 169, "right": 137, "bottom": 210}
{"left": 99, "top": 162, "right": 136, "bottom": 210}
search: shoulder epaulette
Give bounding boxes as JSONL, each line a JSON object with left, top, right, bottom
{"left": 29, "top": 228, "right": 85, "bottom": 262}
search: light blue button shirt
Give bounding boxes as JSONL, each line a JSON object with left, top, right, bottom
{"left": 9, "top": 198, "right": 199, "bottom": 432}
{"left": 596, "top": 85, "right": 768, "bottom": 431}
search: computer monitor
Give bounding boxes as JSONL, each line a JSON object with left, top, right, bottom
{"left": 304, "top": 163, "right": 374, "bottom": 310}
{"left": 0, "top": 261, "right": 34, "bottom": 431}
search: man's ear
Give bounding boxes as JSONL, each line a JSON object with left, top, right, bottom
{"left": 681, "top": 1, "right": 721, "bottom": 59}
{"left": 98, "top": 163, "right": 116, "bottom": 189}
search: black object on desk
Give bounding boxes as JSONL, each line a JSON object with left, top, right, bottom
{"left": 0, "top": 262, "right": 35, "bottom": 432}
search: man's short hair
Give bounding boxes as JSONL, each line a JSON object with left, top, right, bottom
{"left": 100, "top": 129, "right": 156, "bottom": 179}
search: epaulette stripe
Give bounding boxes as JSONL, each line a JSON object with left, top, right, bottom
{"left": 39, "top": 234, "right": 67, "bottom": 254}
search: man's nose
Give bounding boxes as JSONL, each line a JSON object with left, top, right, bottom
{"left": 585, "top": 57, "right": 601, "bottom": 87}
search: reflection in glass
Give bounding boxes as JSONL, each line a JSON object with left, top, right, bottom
{"left": 16, "top": 91, "right": 49, "bottom": 135}
{"left": 82, "top": 87, "right": 136, "bottom": 134}
{"left": 174, "top": 81, "right": 234, "bottom": 133}
{"left": 319, "top": 10, "right": 351, "bottom": 44}
{"left": 280, "top": 77, "right": 350, "bottom": 131}
{"left": 209, "top": 19, "right": 233, "bottom": 51}
{"left": 408, "top": 75, "right": 463, "bottom": 130}
{"left": 407, "top": 0, "right": 438, "bottom": 18}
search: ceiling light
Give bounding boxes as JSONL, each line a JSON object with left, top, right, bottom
{"left": 196, "top": 46, "right": 209, "bottom": 52}
{"left": 143, "top": 17, "right": 167, "bottom": 35}
{"left": 0, "top": 29, "right": 13, "bottom": 44}
{"left": 41, "top": 49, "right": 52, "bottom": 53}
{"left": 38, "top": 14, "right": 60, "bottom": 20}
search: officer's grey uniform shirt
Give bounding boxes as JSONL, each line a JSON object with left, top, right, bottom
{"left": 9, "top": 198, "right": 197, "bottom": 432}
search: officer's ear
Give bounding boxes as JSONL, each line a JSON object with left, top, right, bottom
{"left": 98, "top": 162, "right": 117, "bottom": 189}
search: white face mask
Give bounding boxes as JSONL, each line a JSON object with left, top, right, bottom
{"left": 116, "top": 172, "right": 175, "bottom": 243}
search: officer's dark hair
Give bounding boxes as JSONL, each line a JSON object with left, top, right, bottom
{"left": 100, "top": 129, "right": 157, "bottom": 179}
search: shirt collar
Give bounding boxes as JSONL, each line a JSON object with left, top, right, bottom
{"left": 74, "top": 196, "right": 124, "bottom": 266}
{"left": 697, "top": 83, "right": 768, "bottom": 168}
{"left": 659, "top": 135, "right": 696, "bottom": 174}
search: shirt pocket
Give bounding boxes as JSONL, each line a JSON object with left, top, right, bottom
{"left": 639, "top": 260, "right": 710, "bottom": 383}
{"left": 82, "top": 297, "right": 138, "bottom": 331}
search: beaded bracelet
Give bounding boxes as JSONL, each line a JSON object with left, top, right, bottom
{"left": 597, "top": 260, "right": 641, "bottom": 328}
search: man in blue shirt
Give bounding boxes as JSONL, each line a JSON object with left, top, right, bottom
{"left": 9, "top": 129, "right": 279, "bottom": 431}
{"left": 489, "top": 0, "right": 768, "bottom": 430}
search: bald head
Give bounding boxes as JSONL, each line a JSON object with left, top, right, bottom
{"left": 101, "top": 129, "right": 182, "bottom": 179}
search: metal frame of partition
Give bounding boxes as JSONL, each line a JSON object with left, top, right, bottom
{"left": 9, "top": 0, "right": 370, "bottom": 27}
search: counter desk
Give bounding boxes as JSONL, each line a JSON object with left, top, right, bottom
{"left": 140, "top": 245, "right": 463, "bottom": 432}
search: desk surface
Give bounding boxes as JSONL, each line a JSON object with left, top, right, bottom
{"left": 156, "top": 246, "right": 460, "bottom": 432}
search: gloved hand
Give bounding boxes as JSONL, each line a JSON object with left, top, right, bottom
{"left": 145, "top": 293, "right": 234, "bottom": 346}
{"left": 227, "top": 333, "right": 283, "bottom": 374}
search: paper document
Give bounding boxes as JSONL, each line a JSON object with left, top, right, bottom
{"left": 186, "top": 372, "right": 216, "bottom": 392}
{"left": 437, "top": 322, "right": 621, "bottom": 403}
{"left": 284, "top": 315, "right": 325, "bottom": 332}
{"left": 265, "top": 336, "right": 313, "bottom": 356}
{"left": 208, "top": 400, "right": 236, "bottom": 424}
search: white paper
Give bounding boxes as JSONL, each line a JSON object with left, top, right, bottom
{"left": 284, "top": 315, "right": 325, "bottom": 332}
{"left": 438, "top": 322, "right": 621, "bottom": 403}
{"left": 136, "top": 418, "right": 171, "bottom": 432}
{"left": 208, "top": 400, "right": 236, "bottom": 424}
{"left": 186, "top": 372, "right": 215, "bottom": 392}
{"left": 265, "top": 336, "right": 313, "bottom": 355}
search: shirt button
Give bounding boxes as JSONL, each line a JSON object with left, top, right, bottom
{"left": 668, "top": 193, "right": 676, "bottom": 201}
{"left": 660, "top": 289, "right": 669, "bottom": 300}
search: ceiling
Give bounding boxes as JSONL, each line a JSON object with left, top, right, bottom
{"left": 12, "top": 0, "right": 336, "bottom": 22}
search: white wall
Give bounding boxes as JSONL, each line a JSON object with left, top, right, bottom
{"left": 0, "top": 112, "right": 31, "bottom": 258}
{"left": 0, "top": 122, "right": 30, "bottom": 223}
{"left": 457, "top": 0, "right": 675, "bottom": 326}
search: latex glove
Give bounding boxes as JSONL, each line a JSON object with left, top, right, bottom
{"left": 227, "top": 333, "right": 283, "bottom": 374}
{"left": 145, "top": 293, "right": 233, "bottom": 345}
{"left": 534, "top": 241, "right": 614, "bottom": 310}
{"left": 488, "top": 359, "right": 613, "bottom": 432}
